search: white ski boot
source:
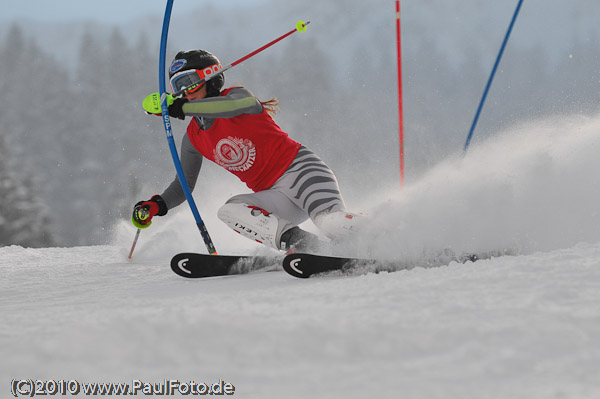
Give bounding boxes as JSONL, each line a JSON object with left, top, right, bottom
{"left": 313, "top": 211, "right": 364, "bottom": 240}
{"left": 217, "top": 203, "right": 322, "bottom": 252}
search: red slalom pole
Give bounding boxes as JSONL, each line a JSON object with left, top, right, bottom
{"left": 173, "top": 21, "right": 310, "bottom": 97}
{"left": 396, "top": 1, "right": 405, "bottom": 187}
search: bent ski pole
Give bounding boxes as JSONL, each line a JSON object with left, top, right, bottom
{"left": 172, "top": 21, "right": 310, "bottom": 97}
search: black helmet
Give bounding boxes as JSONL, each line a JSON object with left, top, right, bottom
{"left": 169, "top": 50, "right": 224, "bottom": 97}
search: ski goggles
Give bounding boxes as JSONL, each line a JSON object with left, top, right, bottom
{"left": 170, "top": 63, "right": 223, "bottom": 94}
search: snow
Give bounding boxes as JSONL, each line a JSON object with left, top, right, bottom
{"left": 2, "top": 244, "right": 599, "bottom": 398}
{"left": 3, "top": 114, "right": 600, "bottom": 398}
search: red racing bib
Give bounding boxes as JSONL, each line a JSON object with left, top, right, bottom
{"left": 186, "top": 89, "right": 301, "bottom": 191}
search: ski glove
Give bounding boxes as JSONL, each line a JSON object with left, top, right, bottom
{"left": 132, "top": 195, "right": 168, "bottom": 229}
{"left": 142, "top": 93, "right": 173, "bottom": 115}
{"left": 168, "top": 98, "right": 188, "bottom": 120}
{"left": 142, "top": 93, "right": 188, "bottom": 119}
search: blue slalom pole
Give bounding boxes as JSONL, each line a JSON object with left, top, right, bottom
{"left": 463, "top": 0, "right": 524, "bottom": 153}
{"left": 159, "top": 0, "right": 217, "bottom": 254}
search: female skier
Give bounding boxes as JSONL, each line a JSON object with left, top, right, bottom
{"left": 134, "top": 49, "right": 360, "bottom": 252}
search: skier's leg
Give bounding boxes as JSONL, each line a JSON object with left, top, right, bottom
{"left": 271, "top": 146, "right": 364, "bottom": 241}
{"left": 217, "top": 191, "right": 321, "bottom": 251}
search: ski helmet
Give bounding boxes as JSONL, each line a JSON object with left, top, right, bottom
{"left": 169, "top": 50, "right": 224, "bottom": 97}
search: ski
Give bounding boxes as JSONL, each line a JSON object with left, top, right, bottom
{"left": 171, "top": 253, "right": 279, "bottom": 278}
{"left": 282, "top": 252, "right": 377, "bottom": 278}
{"left": 173, "top": 250, "right": 499, "bottom": 279}
{"left": 282, "top": 251, "right": 488, "bottom": 279}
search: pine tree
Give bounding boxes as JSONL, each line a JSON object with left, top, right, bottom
{"left": 0, "top": 131, "right": 55, "bottom": 247}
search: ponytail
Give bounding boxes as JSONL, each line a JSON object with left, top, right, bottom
{"left": 260, "top": 97, "right": 280, "bottom": 118}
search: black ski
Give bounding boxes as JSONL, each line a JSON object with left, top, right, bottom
{"left": 282, "top": 252, "right": 376, "bottom": 278}
{"left": 282, "top": 251, "right": 489, "bottom": 279}
{"left": 171, "top": 253, "right": 279, "bottom": 278}
{"left": 173, "top": 250, "right": 497, "bottom": 279}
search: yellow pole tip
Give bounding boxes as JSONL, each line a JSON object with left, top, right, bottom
{"left": 296, "top": 20, "right": 309, "bottom": 32}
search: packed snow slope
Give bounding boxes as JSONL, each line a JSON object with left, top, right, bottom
{"left": 2, "top": 113, "right": 600, "bottom": 398}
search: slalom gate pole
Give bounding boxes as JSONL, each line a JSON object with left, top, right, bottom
{"left": 159, "top": 0, "right": 217, "bottom": 254}
{"left": 172, "top": 20, "right": 310, "bottom": 97}
{"left": 463, "top": 0, "right": 524, "bottom": 153}
{"left": 396, "top": 1, "right": 404, "bottom": 187}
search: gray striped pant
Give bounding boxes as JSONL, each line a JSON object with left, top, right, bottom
{"left": 225, "top": 146, "right": 347, "bottom": 232}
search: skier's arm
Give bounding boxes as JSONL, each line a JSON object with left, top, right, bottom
{"left": 181, "top": 87, "right": 263, "bottom": 118}
{"left": 159, "top": 134, "right": 204, "bottom": 210}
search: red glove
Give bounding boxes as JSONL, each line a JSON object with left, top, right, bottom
{"left": 132, "top": 195, "right": 168, "bottom": 229}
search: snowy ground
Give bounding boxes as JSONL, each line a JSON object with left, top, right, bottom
{"left": 2, "top": 114, "right": 600, "bottom": 398}
{"left": 2, "top": 243, "right": 599, "bottom": 398}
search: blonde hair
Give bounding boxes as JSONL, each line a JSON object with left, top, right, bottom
{"left": 261, "top": 97, "right": 280, "bottom": 118}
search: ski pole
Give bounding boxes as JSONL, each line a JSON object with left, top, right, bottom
{"left": 128, "top": 229, "right": 141, "bottom": 259}
{"left": 172, "top": 20, "right": 310, "bottom": 97}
